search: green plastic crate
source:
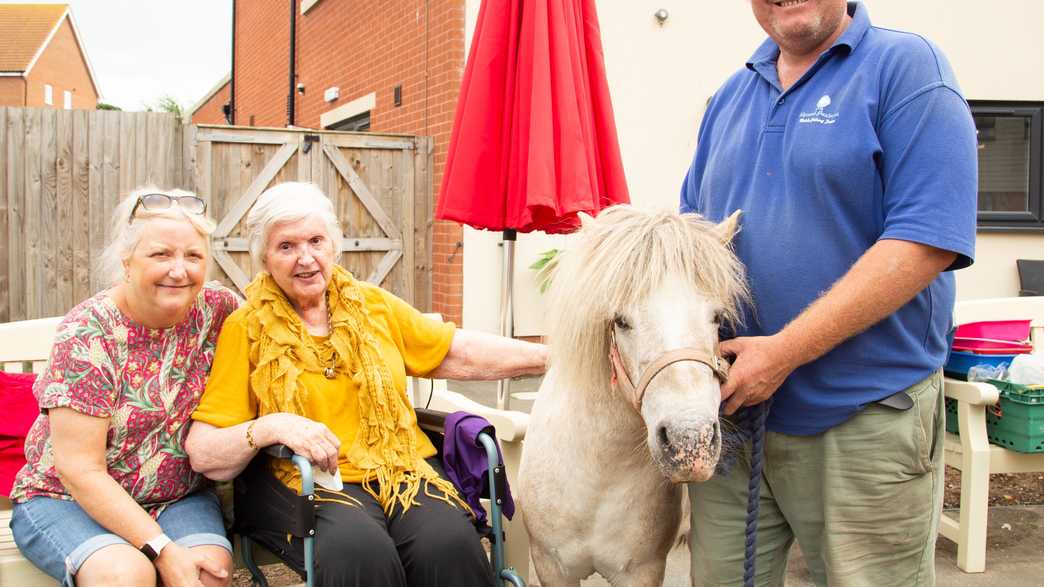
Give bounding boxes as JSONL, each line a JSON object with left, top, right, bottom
{"left": 944, "top": 380, "right": 1044, "bottom": 453}
{"left": 945, "top": 396, "right": 959, "bottom": 434}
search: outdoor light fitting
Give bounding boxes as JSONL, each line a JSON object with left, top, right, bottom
{"left": 296, "top": 82, "right": 306, "bottom": 94}
{"left": 654, "top": 8, "right": 669, "bottom": 26}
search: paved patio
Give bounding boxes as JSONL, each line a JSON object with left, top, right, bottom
{"left": 450, "top": 377, "right": 1044, "bottom": 586}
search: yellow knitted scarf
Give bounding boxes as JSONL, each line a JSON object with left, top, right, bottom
{"left": 243, "top": 266, "right": 466, "bottom": 515}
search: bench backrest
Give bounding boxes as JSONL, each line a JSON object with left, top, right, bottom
{"left": 0, "top": 317, "right": 62, "bottom": 373}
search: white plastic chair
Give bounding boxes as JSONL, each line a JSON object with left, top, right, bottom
{"left": 939, "top": 297, "right": 1044, "bottom": 572}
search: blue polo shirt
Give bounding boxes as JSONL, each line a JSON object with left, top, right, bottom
{"left": 680, "top": 2, "right": 977, "bottom": 435}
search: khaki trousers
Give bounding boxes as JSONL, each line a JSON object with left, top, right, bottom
{"left": 689, "top": 372, "right": 945, "bottom": 587}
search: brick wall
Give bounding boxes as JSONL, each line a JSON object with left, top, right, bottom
{"left": 191, "top": 81, "right": 230, "bottom": 125}
{"left": 0, "top": 78, "right": 26, "bottom": 106}
{"left": 234, "top": 0, "right": 292, "bottom": 127}
{"left": 232, "top": 0, "right": 466, "bottom": 322}
{"left": 25, "top": 17, "right": 98, "bottom": 109}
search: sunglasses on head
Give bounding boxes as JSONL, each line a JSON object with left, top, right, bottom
{"left": 129, "top": 193, "right": 207, "bottom": 224}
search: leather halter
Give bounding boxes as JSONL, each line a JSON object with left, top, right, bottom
{"left": 608, "top": 326, "right": 730, "bottom": 412}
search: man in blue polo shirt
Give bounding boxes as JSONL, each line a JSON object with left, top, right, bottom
{"left": 680, "top": 1, "right": 977, "bottom": 584}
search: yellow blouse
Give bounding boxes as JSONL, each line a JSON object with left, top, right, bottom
{"left": 193, "top": 283, "right": 455, "bottom": 492}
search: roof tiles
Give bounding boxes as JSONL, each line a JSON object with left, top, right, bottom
{"left": 0, "top": 4, "right": 68, "bottom": 72}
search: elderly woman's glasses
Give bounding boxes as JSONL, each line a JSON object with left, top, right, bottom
{"left": 129, "top": 193, "right": 207, "bottom": 223}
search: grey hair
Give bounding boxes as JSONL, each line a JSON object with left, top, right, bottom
{"left": 97, "top": 186, "right": 217, "bottom": 286}
{"left": 245, "top": 182, "right": 343, "bottom": 269}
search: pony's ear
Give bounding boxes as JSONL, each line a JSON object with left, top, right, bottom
{"left": 577, "top": 211, "right": 596, "bottom": 229}
{"left": 713, "top": 209, "right": 742, "bottom": 243}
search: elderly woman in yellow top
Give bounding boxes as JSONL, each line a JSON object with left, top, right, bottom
{"left": 185, "top": 182, "right": 547, "bottom": 586}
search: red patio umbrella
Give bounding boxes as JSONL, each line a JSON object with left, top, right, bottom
{"left": 436, "top": 0, "right": 630, "bottom": 408}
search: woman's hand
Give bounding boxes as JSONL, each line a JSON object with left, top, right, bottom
{"left": 257, "top": 413, "right": 341, "bottom": 474}
{"left": 154, "top": 543, "right": 228, "bottom": 587}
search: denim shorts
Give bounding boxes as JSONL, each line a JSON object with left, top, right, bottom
{"left": 10, "top": 490, "right": 232, "bottom": 586}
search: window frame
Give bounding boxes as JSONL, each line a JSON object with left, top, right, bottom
{"left": 325, "top": 111, "right": 371, "bottom": 132}
{"left": 43, "top": 84, "right": 53, "bottom": 105}
{"left": 970, "top": 101, "right": 1044, "bottom": 232}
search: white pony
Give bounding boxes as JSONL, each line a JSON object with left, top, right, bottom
{"left": 518, "top": 206, "right": 747, "bottom": 586}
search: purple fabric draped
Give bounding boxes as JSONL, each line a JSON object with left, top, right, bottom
{"left": 442, "top": 411, "right": 515, "bottom": 525}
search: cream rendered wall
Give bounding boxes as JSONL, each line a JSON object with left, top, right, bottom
{"left": 461, "top": 0, "right": 1044, "bottom": 335}
{"left": 868, "top": 1, "right": 1044, "bottom": 300}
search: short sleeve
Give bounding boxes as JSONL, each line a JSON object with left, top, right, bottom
{"left": 877, "top": 85, "right": 977, "bottom": 270}
{"left": 34, "top": 311, "right": 119, "bottom": 417}
{"left": 204, "top": 282, "right": 242, "bottom": 324}
{"left": 192, "top": 311, "right": 257, "bottom": 427}
{"left": 379, "top": 290, "right": 456, "bottom": 378}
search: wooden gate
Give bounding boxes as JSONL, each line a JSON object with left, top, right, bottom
{"left": 0, "top": 110, "right": 434, "bottom": 322}
{"left": 189, "top": 126, "right": 433, "bottom": 308}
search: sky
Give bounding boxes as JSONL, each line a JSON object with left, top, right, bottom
{"left": 14, "top": 0, "right": 232, "bottom": 112}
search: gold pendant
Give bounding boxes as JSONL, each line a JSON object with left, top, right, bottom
{"left": 324, "top": 366, "right": 336, "bottom": 379}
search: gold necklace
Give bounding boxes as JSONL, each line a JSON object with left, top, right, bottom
{"left": 323, "top": 292, "right": 338, "bottom": 379}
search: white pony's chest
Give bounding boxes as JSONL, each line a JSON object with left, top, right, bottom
{"left": 520, "top": 372, "right": 684, "bottom": 579}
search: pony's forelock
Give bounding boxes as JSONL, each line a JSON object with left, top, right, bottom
{"left": 545, "top": 205, "right": 749, "bottom": 395}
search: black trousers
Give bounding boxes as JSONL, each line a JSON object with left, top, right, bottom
{"left": 248, "top": 459, "right": 493, "bottom": 587}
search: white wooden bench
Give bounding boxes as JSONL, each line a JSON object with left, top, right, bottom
{"left": 0, "top": 315, "right": 532, "bottom": 584}
{"left": 0, "top": 316, "right": 62, "bottom": 585}
{"left": 939, "top": 296, "right": 1044, "bottom": 572}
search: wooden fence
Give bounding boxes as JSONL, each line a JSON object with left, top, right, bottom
{"left": 0, "top": 108, "right": 433, "bottom": 322}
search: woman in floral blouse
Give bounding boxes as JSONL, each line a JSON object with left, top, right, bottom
{"left": 9, "top": 188, "right": 239, "bottom": 587}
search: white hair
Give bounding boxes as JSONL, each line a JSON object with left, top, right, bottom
{"left": 246, "top": 182, "right": 343, "bottom": 269}
{"left": 97, "top": 186, "right": 216, "bottom": 286}
{"left": 545, "top": 205, "right": 749, "bottom": 395}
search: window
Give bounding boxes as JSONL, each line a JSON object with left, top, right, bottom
{"left": 971, "top": 101, "right": 1043, "bottom": 230}
{"left": 326, "top": 111, "right": 371, "bottom": 132}
{"left": 44, "top": 84, "right": 53, "bottom": 105}
{"left": 63, "top": 91, "right": 72, "bottom": 110}
{"left": 320, "top": 92, "right": 376, "bottom": 130}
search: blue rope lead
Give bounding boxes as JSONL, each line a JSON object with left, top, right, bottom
{"left": 743, "top": 401, "right": 770, "bottom": 587}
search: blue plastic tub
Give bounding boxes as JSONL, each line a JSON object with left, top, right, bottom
{"left": 944, "top": 350, "right": 1018, "bottom": 380}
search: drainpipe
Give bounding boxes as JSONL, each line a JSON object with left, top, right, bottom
{"left": 286, "top": 0, "right": 296, "bottom": 127}
{"left": 228, "top": 0, "right": 236, "bottom": 124}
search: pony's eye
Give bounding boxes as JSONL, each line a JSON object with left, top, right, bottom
{"left": 613, "top": 315, "right": 631, "bottom": 330}
{"left": 712, "top": 310, "right": 725, "bottom": 325}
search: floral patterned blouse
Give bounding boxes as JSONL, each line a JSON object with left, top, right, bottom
{"left": 10, "top": 282, "right": 239, "bottom": 515}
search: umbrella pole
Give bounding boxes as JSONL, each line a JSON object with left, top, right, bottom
{"left": 497, "top": 229, "right": 517, "bottom": 410}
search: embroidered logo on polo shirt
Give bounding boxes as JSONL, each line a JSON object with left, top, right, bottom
{"left": 799, "top": 95, "right": 839, "bottom": 125}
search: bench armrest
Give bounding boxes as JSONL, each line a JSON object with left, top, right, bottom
{"left": 943, "top": 378, "right": 1000, "bottom": 406}
{"left": 424, "top": 389, "right": 529, "bottom": 442}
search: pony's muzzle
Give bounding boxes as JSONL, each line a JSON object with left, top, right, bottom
{"left": 655, "top": 418, "right": 721, "bottom": 482}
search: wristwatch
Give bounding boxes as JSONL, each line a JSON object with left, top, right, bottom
{"left": 139, "top": 533, "right": 172, "bottom": 561}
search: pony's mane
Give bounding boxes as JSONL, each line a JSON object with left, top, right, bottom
{"left": 545, "top": 205, "right": 749, "bottom": 395}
